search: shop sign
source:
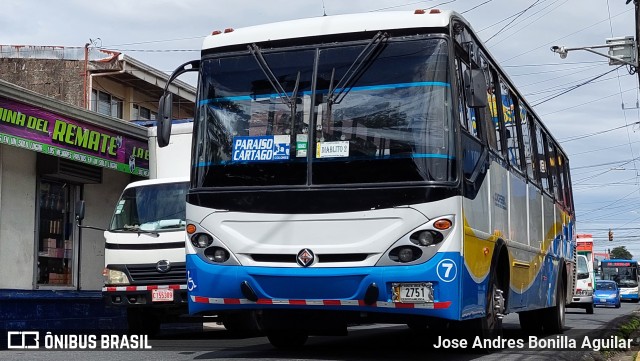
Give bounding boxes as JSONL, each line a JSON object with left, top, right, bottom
{"left": 0, "top": 96, "right": 149, "bottom": 177}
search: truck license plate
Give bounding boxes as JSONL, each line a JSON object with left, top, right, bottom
{"left": 152, "top": 288, "right": 174, "bottom": 302}
{"left": 392, "top": 283, "right": 433, "bottom": 303}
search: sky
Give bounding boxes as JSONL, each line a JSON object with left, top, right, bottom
{"left": 3, "top": 0, "right": 640, "bottom": 257}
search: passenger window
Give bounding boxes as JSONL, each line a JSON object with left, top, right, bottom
{"left": 499, "top": 79, "right": 522, "bottom": 170}
{"left": 549, "top": 143, "right": 563, "bottom": 202}
{"left": 455, "top": 57, "right": 481, "bottom": 139}
{"left": 480, "top": 56, "right": 503, "bottom": 156}
{"left": 535, "top": 125, "right": 552, "bottom": 194}
{"left": 561, "top": 156, "right": 574, "bottom": 210}
{"left": 519, "top": 104, "right": 536, "bottom": 181}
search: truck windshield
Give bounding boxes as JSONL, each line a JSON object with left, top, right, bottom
{"left": 195, "top": 36, "right": 453, "bottom": 188}
{"left": 109, "top": 182, "right": 188, "bottom": 232}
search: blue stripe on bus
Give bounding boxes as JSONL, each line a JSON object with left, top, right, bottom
{"left": 196, "top": 153, "right": 454, "bottom": 167}
{"left": 198, "top": 81, "right": 451, "bottom": 105}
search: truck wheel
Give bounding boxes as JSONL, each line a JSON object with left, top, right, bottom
{"left": 127, "top": 309, "right": 161, "bottom": 336}
{"left": 542, "top": 276, "right": 565, "bottom": 334}
{"left": 267, "top": 332, "right": 308, "bottom": 349}
{"left": 586, "top": 303, "right": 594, "bottom": 314}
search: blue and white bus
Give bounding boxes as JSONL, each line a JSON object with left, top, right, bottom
{"left": 157, "top": 9, "right": 577, "bottom": 348}
{"left": 600, "top": 259, "right": 640, "bottom": 301}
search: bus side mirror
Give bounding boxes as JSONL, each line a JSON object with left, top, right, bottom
{"left": 75, "top": 200, "right": 85, "bottom": 221}
{"left": 463, "top": 69, "right": 488, "bottom": 108}
{"left": 157, "top": 92, "right": 173, "bottom": 148}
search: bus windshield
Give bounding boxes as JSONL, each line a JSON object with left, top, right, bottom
{"left": 602, "top": 265, "right": 638, "bottom": 288}
{"left": 109, "top": 182, "right": 188, "bottom": 232}
{"left": 195, "top": 36, "right": 454, "bottom": 188}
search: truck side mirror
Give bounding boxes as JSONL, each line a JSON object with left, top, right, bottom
{"left": 157, "top": 93, "right": 173, "bottom": 148}
{"left": 75, "top": 200, "right": 85, "bottom": 221}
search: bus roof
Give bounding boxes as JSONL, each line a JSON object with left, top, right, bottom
{"left": 203, "top": 10, "right": 460, "bottom": 50}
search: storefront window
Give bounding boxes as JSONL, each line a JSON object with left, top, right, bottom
{"left": 37, "top": 180, "right": 78, "bottom": 287}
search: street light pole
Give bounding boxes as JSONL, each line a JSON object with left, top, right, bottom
{"left": 635, "top": 0, "right": 640, "bottom": 87}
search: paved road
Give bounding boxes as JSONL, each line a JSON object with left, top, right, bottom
{"left": 2, "top": 302, "right": 638, "bottom": 361}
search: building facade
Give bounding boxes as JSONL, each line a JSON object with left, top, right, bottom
{"left": 0, "top": 45, "right": 195, "bottom": 331}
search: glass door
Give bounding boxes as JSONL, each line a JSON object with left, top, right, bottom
{"left": 36, "top": 179, "right": 79, "bottom": 288}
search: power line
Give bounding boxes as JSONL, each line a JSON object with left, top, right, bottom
{"left": 532, "top": 66, "right": 623, "bottom": 106}
{"left": 485, "top": 0, "right": 541, "bottom": 43}
{"left": 559, "top": 121, "right": 640, "bottom": 143}
{"left": 501, "top": 7, "right": 633, "bottom": 63}
{"left": 487, "top": 0, "right": 568, "bottom": 45}
{"left": 461, "top": 0, "right": 493, "bottom": 14}
{"left": 539, "top": 86, "right": 637, "bottom": 116}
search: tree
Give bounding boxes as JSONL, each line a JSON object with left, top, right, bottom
{"left": 610, "top": 246, "right": 633, "bottom": 260}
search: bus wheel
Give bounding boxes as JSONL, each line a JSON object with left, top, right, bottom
{"left": 266, "top": 332, "right": 308, "bottom": 349}
{"left": 472, "top": 268, "right": 505, "bottom": 340}
{"left": 542, "top": 276, "right": 565, "bottom": 334}
{"left": 221, "top": 311, "right": 262, "bottom": 335}
{"left": 464, "top": 270, "right": 506, "bottom": 339}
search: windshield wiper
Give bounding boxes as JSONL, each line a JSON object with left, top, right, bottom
{"left": 111, "top": 225, "right": 159, "bottom": 237}
{"left": 326, "top": 31, "right": 390, "bottom": 106}
{"left": 247, "top": 43, "right": 300, "bottom": 111}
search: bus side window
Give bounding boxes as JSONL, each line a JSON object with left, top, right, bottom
{"left": 534, "top": 125, "right": 553, "bottom": 195}
{"left": 549, "top": 142, "right": 563, "bottom": 204}
{"left": 499, "top": 79, "right": 522, "bottom": 171}
{"left": 561, "top": 154, "right": 574, "bottom": 211}
{"left": 519, "top": 103, "right": 536, "bottom": 182}
{"left": 479, "top": 55, "right": 504, "bottom": 156}
{"left": 455, "top": 57, "right": 482, "bottom": 140}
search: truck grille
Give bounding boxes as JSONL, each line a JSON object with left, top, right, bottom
{"left": 125, "top": 262, "right": 186, "bottom": 285}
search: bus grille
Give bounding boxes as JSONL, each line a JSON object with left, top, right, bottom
{"left": 250, "top": 253, "right": 369, "bottom": 264}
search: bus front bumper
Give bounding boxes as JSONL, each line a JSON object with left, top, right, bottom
{"left": 185, "top": 253, "right": 464, "bottom": 320}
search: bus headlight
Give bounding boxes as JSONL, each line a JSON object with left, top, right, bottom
{"left": 191, "top": 233, "right": 213, "bottom": 248}
{"left": 409, "top": 230, "right": 443, "bottom": 247}
{"left": 389, "top": 246, "right": 422, "bottom": 263}
{"left": 103, "top": 268, "right": 130, "bottom": 285}
{"left": 204, "top": 247, "right": 230, "bottom": 263}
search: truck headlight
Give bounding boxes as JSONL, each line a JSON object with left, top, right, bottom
{"left": 103, "top": 268, "right": 130, "bottom": 285}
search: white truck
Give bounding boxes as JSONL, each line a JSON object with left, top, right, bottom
{"left": 78, "top": 122, "right": 193, "bottom": 335}
{"left": 569, "top": 236, "right": 595, "bottom": 314}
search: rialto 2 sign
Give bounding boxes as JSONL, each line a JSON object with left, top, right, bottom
{"left": 0, "top": 96, "right": 149, "bottom": 177}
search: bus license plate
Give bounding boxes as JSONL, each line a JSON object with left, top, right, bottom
{"left": 152, "top": 289, "right": 174, "bottom": 302}
{"left": 392, "top": 283, "right": 433, "bottom": 303}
